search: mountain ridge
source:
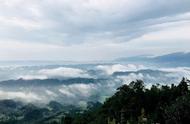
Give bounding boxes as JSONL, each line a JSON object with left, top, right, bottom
{"left": 115, "top": 52, "right": 190, "bottom": 66}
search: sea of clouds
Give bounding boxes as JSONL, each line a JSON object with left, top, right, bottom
{"left": 0, "top": 63, "right": 190, "bottom": 106}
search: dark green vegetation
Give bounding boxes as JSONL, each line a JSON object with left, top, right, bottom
{"left": 69, "top": 78, "right": 190, "bottom": 124}
{"left": 0, "top": 78, "right": 190, "bottom": 124}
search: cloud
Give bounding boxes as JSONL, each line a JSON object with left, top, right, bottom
{"left": 116, "top": 67, "right": 190, "bottom": 87}
{"left": 0, "top": 64, "right": 190, "bottom": 105}
{"left": 0, "top": 0, "right": 190, "bottom": 60}
{"left": 18, "top": 75, "right": 48, "bottom": 80}
{"left": 17, "top": 67, "right": 91, "bottom": 80}
{"left": 38, "top": 67, "right": 91, "bottom": 79}
{"left": 0, "top": 90, "right": 42, "bottom": 103}
{"left": 59, "top": 83, "right": 97, "bottom": 98}
{"left": 96, "top": 64, "right": 145, "bottom": 75}
{"left": 160, "top": 67, "right": 190, "bottom": 81}
{"left": 0, "top": 16, "right": 42, "bottom": 31}
{"left": 117, "top": 73, "right": 144, "bottom": 84}
{"left": 45, "top": 90, "right": 58, "bottom": 97}
{"left": 0, "top": 88, "right": 60, "bottom": 104}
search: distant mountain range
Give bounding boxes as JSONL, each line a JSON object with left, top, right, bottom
{"left": 116, "top": 52, "right": 190, "bottom": 67}
{"left": 0, "top": 78, "right": 97, "bottom": 87}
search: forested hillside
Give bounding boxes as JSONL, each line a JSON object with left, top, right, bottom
{"left": 0, "top": 78, "right": 190, "bottom": 124}
{"left": 68, "top": 78, "right": 190, "bottom": 124}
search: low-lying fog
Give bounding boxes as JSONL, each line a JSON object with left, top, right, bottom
{"left": 0, "top": 63, "right": 190, "bottom": 106}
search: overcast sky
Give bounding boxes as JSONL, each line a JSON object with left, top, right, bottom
{"left": 0, "top": 0, "right": 190, "bottom": 61}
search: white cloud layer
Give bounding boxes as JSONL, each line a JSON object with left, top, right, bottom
{"left": 0, "top": 64, "right": 190, "bottom": 105}
{"left": 38, "top": 67, "right": 91, "bottom": 79}
{"left": 0, "top": 90, "right": 42, "bottom": 102}
{"left": 18, "top": 67, "right": 91, "bottom": 80}
{"left": 59, "top": 83, "right": 97, "bottom": 98}
{"left": 96, "top": 64, "right": 145, "bottom": 75}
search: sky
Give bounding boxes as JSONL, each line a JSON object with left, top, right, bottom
{"left": 0, "top": 0, "right": 190, "bottom": 61}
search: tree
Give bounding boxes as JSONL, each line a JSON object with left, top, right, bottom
{"left": 64, "top": 116, "right": 73, "bottom": 124}
{"left": 165, "top": 94, "right": 190, "bottom": 124}
{"left": 178, "top": 77, "right": 188, "bottom": 95}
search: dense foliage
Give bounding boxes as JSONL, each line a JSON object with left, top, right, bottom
{"left": 69, "top": 78, "right": 190, "bottom": 124}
